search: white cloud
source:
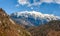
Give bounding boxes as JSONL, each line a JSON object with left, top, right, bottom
{"left": 17, "top": 0, "right": 28, "bottom": 5}
{"left": 16, "top": 4, "right": 20, "bottom": 7}
{"left": 31, "top": 7, "right": 34, "bottom": 9}
{"left": 17, "top": 0, "right": 60, "bottom": 6}
{"left": 55, "top": 0, "right": 60, "bottom": 4}
{"left": 41, "top": 0, "right": 54, "bottom": 3}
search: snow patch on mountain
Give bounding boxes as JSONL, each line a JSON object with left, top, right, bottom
{"left": 12, "top": 11, "right": 60, "bottom": 21}
{"left": 10, "top": 11, "right": 60, "bottom": 27}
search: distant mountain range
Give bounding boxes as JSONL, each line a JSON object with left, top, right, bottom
{"left": 10, "top": 11, "right": 60, "bottom": 28}
{"left": 0, "top": 8, "right": 31, "bottom": 36}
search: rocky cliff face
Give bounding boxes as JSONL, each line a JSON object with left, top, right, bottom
{"left": 0, "top": 8, "right": 31, "bottom": 36}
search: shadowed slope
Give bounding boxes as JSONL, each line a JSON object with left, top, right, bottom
{"left": 29, "top": 20, "right": 60, "bottom": 36}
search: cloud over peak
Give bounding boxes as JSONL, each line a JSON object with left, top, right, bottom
{"left": 17, "top": 0, "right": 60, "bottom": 6}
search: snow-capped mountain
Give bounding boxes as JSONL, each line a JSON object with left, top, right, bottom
{"left": 10, "top": 11, "right": 60, "bottom": 27}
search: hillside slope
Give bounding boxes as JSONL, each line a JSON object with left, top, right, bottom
{"left": 29, "top": 20, "right": 60, "bottom": 36}
{"left": 0, "top": 8, "right": 31, "bottom": 36}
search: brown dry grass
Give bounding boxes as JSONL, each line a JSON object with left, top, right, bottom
{"left": 0, "top": 8, "right": 31, "bottom": 36}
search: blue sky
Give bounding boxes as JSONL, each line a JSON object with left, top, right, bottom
{"left": 0, "top": 0, "right": 60, "bottom": 16}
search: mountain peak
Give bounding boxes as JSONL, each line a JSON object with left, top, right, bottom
{"left": 0, "top": 8, "right": 5, "bottom": 12}
{"left": 0, "top": 8, "right": 8, "bottom": 17}
{"left": 0, "top": 8, "right": 3, "bottom": 11}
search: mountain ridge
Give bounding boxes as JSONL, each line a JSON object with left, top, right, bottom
{"left": 10, "top": 11, "right": 60, "bottom": 28}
